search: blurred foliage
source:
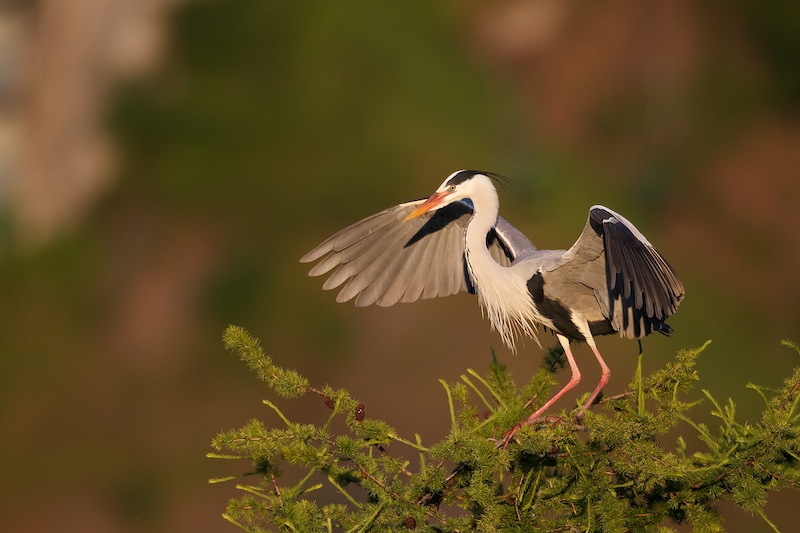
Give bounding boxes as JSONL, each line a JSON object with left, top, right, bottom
{"left": 731, "top": 0, "right": 800, "bottom": 107}
{"left": 211, "top": 327, "right": 799, "bottom": 531}
{"left": 109, "top": 1, "right": 505, "bottom": 212}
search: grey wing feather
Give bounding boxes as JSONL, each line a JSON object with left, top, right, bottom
{"left": 559, "top": 205, "right": 685, "bottom": 338}
{"left": 300, "top": 199, "right": 520, "bottom": 307}
{"left": 494, "top": 216, "right": 537, "bottom": 260}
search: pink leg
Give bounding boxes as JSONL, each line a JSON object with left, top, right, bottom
{"left": 500, "top": 335, "right": 581, "bottom": 445}
{"left": 578, "top": 336, "right": 610, "bottom": 415}
{"left": 525, "top": 334, "right": 582, "bottom": 422}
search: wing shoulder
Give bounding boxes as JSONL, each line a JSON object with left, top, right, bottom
{"left": 494, "top": 215, "right": 537, "bottom": 262}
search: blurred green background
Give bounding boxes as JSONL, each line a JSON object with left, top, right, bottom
{"left": 1, "top": 1, "right": 799, "bottom": 531}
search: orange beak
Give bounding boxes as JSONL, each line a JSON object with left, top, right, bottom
{"left": 403, "top": 191, "right": 448, "bottom": 221}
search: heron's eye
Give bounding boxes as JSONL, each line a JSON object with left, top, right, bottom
{"left": 447, "top": 185, "right": 456, "bottom": 192}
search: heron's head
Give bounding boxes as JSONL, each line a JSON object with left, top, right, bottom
{"left": 404, "top": 170, "right": 501, "bottom": 221}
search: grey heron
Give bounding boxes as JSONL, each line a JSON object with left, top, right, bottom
{"left": 301, "top": 170, "right": 684, "bottom": 428}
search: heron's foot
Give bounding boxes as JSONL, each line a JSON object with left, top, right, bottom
{"left": 495, "top": 415, "right": 566, "bottom": 448}
{"left": 496, "top": 422, "right": 527, "bottom": 448}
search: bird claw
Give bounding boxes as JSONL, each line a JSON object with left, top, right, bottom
{"left": 494, "top": 415, "right": 568, "bottom": 448}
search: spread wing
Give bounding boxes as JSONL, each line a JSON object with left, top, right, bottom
{"left": 300, "top": 199, "right": 534, "bottom": 307}
{"left": 559, "top": 205, "right": 685, "bottom": 338}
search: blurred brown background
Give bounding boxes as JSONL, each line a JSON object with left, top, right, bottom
{"left": 1, "top": 0, "right": 799, "bottom": 531}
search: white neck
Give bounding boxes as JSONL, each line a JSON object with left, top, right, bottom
{"left": 462, "top": 177, "right": 540, "bottom": 351}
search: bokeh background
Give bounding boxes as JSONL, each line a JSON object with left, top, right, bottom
{"left": 1, "top": 1, "right": 799, "bottom": 531}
